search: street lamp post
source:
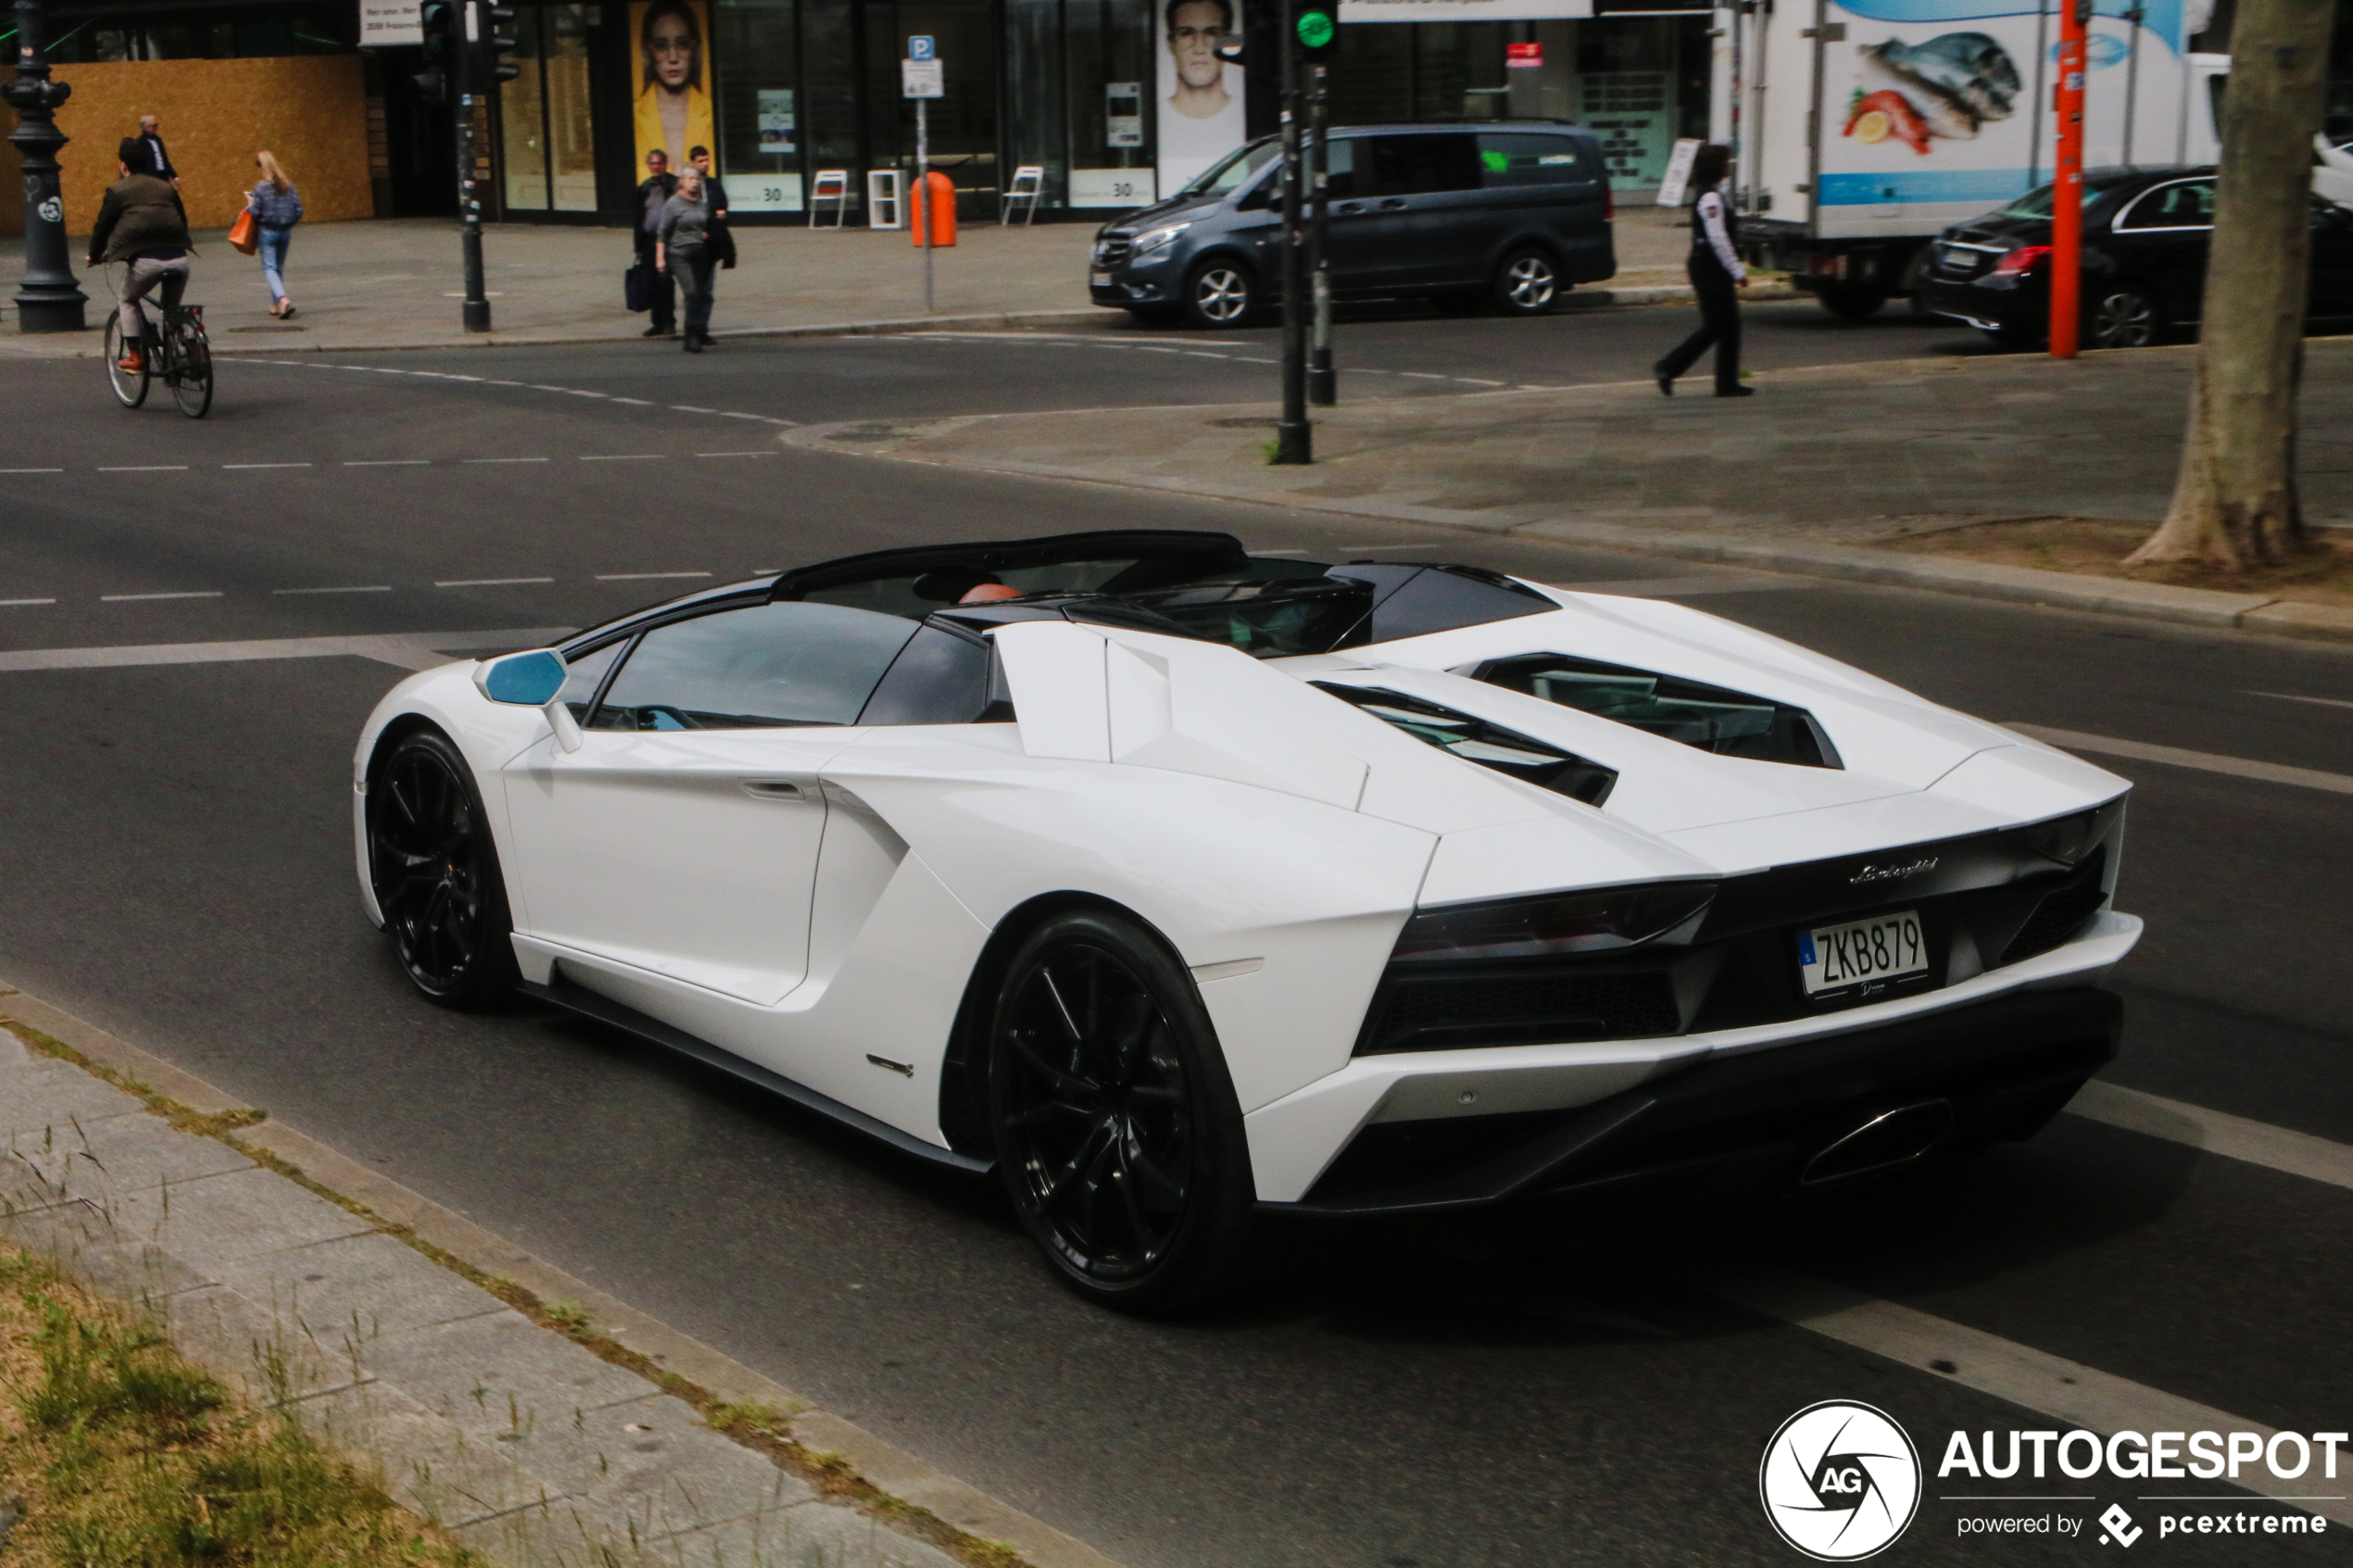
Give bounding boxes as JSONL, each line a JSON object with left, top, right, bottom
{"left": 5, "top": 0, "right": 91, "bottom": 332}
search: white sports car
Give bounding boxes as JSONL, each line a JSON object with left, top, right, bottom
{"left": 355, "top": 532, "right": 2139, "bottom": 1310}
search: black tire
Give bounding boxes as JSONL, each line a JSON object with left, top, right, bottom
{"left": 1817, "top": 283, "right": 1889, "bottom": 320}
{"left": 170, "top": 316, "right": 212, "bottom": 419}
{"left": 986, "top": 909, "right": 1254, "bottom": 1313}
{"left": 105, "top": 315, "right": 150, "bottom": 409}
{"left": 1124, "top": 303, "right": 1183, "bottom": 329}
{"left": 2087, "top": 283, "right": 2164, "bottom": 349}
{"left": 367, "top": 728, "right": 520, "bottom": 1009}
{"left": 1181, "top": 258, "right": 1255, "bottom": 328}
{"left": 1491, "top": 246, "right": 1560, "bottom": 316}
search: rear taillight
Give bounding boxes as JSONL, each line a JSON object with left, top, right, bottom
{"left": 1391, "top": 880, "right": 1718, "bottom": 963}
{"left": 1991, "top": 245, "right": 2051, "bottom": 277}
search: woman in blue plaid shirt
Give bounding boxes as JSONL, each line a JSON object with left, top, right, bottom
{"left": 245, "top": 152, "right": 306, "bottom": 320}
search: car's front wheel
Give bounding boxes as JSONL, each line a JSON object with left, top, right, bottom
{"left": 2088, "top": 283, "right": 2164, "bottom": 349}
{"left": 986, "top": 910, "right": 1254, "bottom": 1313}
{"left": 1182, "top": 260, "right": 1255, "bottom": 328}
{"left": 367, "top": 728, "right": 519, "bottom": 1008}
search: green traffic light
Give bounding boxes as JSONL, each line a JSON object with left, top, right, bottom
{"left": 1296, "top": 8, "right": 1335, "bottom": 48}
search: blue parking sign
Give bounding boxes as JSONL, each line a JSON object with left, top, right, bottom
{"left": 908, "top": 34, "right": 935, "bottom": 60}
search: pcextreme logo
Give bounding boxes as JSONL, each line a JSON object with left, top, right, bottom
{"left": 1760, "top": 1401, "right": 1924, "bottom": 1561}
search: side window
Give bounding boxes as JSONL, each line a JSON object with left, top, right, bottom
{"left": 587, "top": 601, "right": 918, "bottom": 731}
{"left": 2118, "top": 180, "right": 2214, "bottom": 230}
{"left": 1322, "top": 136, "right": 1358, "bottom": 201}
{"left": 556, "top": 638, "right": 627, "bottom": 721}
{"left": 855, "top": 624, "right": 1013, "bottom": 726}
{"left": 1476, "top": 133, "right": 1585, "bottom": 188}
{"left": 1368, "top": 133, "right": 1481, "bottom": 196}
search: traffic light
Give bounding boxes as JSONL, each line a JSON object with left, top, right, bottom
{"left": 414, "top": 0, "right": 456, "bottom": 103}
{"left": 484, "top": 2, "right": 520, "bottom": 84}
{"left": 1295, "top": 3, "right": 1338, "bottom": 58}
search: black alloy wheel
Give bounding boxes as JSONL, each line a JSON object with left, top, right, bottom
{"left": 367, "top": 730, "right": 519, "bottom": 1008}
{"left": 1183, "top": 260, "right": 1255, "bottom": 328}
{"left": 987, "top": 910, "right": 1254, "bottom": 1313}
{"left": 2088, "top": 284, "right": 2163, "bottom": 349}
{"left": 1492, "top": 246, "right": 1561, "bottom": 316}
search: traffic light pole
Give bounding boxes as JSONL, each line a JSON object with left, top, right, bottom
{"left": 1273, "top": 0, "right": 1311, "bottom": 464}
{"left": 2048, "top": 0, "right": 2085, "bottom": 358}
{"left": 457, "top": 0, "right": 491, "bottom": 332}
{"left": 1307, "top": 60, "right": 1334, "bottom": 407}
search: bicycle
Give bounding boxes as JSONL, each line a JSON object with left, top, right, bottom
{"left": 106, "top": 299, "right": 213, "bottom": 419}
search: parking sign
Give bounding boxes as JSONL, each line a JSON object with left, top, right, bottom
{"left": 908, "top": 34, "right": 935, "bottom": 60}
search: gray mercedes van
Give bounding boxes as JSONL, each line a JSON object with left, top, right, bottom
{"left": 1088, "top": 122, "right": 1616, "bottom": 329}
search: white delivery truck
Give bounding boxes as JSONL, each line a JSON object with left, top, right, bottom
{"left": 1730, "top": 0, "right": 2226, "bottom": 317}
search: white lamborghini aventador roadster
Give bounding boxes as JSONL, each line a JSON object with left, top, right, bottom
{"left": 355, "top": 532, "right": 2140, "bottom": 1310}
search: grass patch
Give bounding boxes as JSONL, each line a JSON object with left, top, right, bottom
{"left": 1882, "top": 515, "right": 2353, "bottom": 606}
{"left": 0, "top": 1248, "right": 480, "bottom": 1568}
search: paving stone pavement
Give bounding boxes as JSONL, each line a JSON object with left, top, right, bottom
{"left": 816, "top": 335, "right": 2353, "bottom": 541}
{"left": 0, "top": 1019, "right": 963, "bottom": 1568}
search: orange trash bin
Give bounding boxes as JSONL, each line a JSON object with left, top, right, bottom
{"left": 910, "top": 170, "right": 958, "bottom": 248}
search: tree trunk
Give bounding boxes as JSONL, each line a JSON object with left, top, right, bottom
{"left": 2127, "top": 0, "right": 2334, "bottom": 569}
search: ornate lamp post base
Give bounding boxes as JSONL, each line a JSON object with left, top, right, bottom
{"left": 7, "top": 0, "right": 93, "bottom": 333}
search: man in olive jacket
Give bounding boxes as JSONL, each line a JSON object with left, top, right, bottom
{"left": 87, "top": 168, "right": 194, "bottom": 371}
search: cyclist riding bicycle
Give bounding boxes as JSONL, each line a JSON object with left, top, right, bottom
{"left": 87, "top": 161, "right": 193, "bottom": 375}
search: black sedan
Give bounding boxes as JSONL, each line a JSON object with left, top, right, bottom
{"left": 1917, "top": 165, "right": 2353, "bottom": 349}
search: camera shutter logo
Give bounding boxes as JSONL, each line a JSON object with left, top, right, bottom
{"left": 1759, "top": 1401, "right": 1921, "bottom": 1560}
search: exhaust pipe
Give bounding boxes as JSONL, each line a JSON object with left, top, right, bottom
{"left": 1800, "top": 1100, "right": 1955, "bottom": 1186}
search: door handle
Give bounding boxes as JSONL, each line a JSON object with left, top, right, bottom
{"left": 1335, "top": 201, "right": 1363, "bottom": 213}
{"left": 740, "top": 780, "right": 806, "bottom": 800}
{"left": 1378, "top": 198, "right": 1409, "bottom": 211}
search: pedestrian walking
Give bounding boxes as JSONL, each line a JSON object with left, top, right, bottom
{"left": 1654, "top": 144, "right": 1754, "bottom": 398}
{"left": 118, "top": 114, "right": 176, "bottom": 184}
{"left": 245, "top": 152, "right": 305, "bottom": 319}
{"left": 657, "top": 167, "right": 717, "bottom": 353}
{"left": 687, "top": 144, "right": 736, "bottom": 305}
{"left": 635, "top": 149, "right": 678, "bottom": 337}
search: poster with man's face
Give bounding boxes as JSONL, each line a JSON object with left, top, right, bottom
{"left": 1156, "top": 0, "right": 1245, "bottom": 194}
{"left": 632, "top": 0, "right": 716, "bottom": 182}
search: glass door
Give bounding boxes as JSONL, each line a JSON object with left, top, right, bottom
{"left": 498, "top": 3, "right": 600, "bottom": 212}
{"left": 501, "top": 7, "right": 551, "bottom": 208}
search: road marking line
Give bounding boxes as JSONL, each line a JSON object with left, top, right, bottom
{"left": 579, "top": 454, "right": 665, "bottom": 461}
{"left": 1137, "top": 346, "right": 1182, "bottom": 355}
{"left": 697, "top": 451, "right": 769, "bottom": 458}
{"left": 98, "top": 465, "right": 188, "bottom": 472}
{"left": 343, "top": 459, "right": 429, "bottom": 468}
{"left": 610, "top": 396, "right": 655, "bottom": 406}
{"left": 1248, "top": 548, "right": 1313, "bottom": 557}
{"left": 1455, "top": 377, "right": 1506, "bottom": 386}
{"left": 595, "top": 571, "right": 711, "bottom": 581}
{"left": 1720, "top": 1269, "right": 2353, "bottom": 1526}
{"left": 718, "top": 411, "right": 768, "bottom": 420}
{"left": 672, "top": 404, "right": 717, "bottom": 413}
{"left": 436, "top": 577, "right": 555, "bottom": 588}
{"left": 1398, "top": 372, "right": 1449, "bottom": 381}
{"left": 1, "top": 468, "right": 64, "bottom": 473}
{"left": 2248, "top": 690, "right": 2353, "bottom": 711}
{"left": 222, "top": 462, "right": 314, "bottom": 470}
{"left": 98, "top": 592, "right": 224, "bottom": 602}
{"left": 0, "top": 598, "right": 57, "bottom": 607}
{"left": 444, "top": 375, "right": 484, "bottom": 383}
{"left": 566, "top": 389, "right": 609, "bottom": 398}
{"left": 461, "top": 457, "right": 549, "bottom": 465}
{"left": 528, "top": 384, "right": 570, "bottom": 392}
{"left": 2067, "top": 1081, "right": 2353, "bottom": 1193}
{"left": 1185, "top": 352, "right": 1229, "bottom": 359}
{"left": 272, "top": 585, "right": 393, "bottom": 596}
{"left": 0, "top": 628, "right": 572, "bottom": 674}
{"left": 487, "top": 380, "right": 524, "bottom": 387}
{"left": 2007, "top": 723, "right": 2353, "bottom": 797}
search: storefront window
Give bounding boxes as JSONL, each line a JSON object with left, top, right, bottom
{"left": 1062, "top": 0, "right": 1158, "bottom": 209}
{"left": 1576, "top": 17, "right": 1678, "bottom": 189}
{"left": 547, "top": 5, "right": 599, "bottom": 209}
{"left": 895, "top": 0, "right": 1000, "bottom": 205}
{"left": 1005, "top": 0, "right": 1066, "bottom": 207}
{"left": 715, "top": 0, "right": 803, "bottom": 209}
{"left": 502, "top": 8, "right": 551, "bottom": 209}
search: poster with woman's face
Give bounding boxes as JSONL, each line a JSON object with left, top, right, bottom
{"left": 632, "top": 0, "right": 716, "bottom": 179}
{"left": 1156, "top": 0, "right": 1245, "bottom": 194}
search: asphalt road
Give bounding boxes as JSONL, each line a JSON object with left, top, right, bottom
{"left": 3, "top": 322, "right": 2349, "bottom": 1568}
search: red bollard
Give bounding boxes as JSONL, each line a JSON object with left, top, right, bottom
{"left": 910, "top": 170, "right": 958, "bottom": 248}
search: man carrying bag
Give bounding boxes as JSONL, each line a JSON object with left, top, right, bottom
{"left": 629, "top": 149, "right": 677, "bottom": 337}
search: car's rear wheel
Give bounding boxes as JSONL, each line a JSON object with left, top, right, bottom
{"left": 2088, "top": 283, "right": 2164, "bottom": 349}
{"left": 987, "top": 910, "right": 1254, "bottom": 1313}
{"left": 1492, "top": 246, "right": 1560, "bottom": 316}
{"left": 1816, "top": 282, "right": 1889, "bottom": 320}
{"left": 367, "top": 729, "right": 519, "bottom": 1008}
{"left": 1182, "top": 260, "right": 1254, "bottom": 328}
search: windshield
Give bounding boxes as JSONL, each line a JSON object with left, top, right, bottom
{"left": 1180, "top": 139, "right": 1279, "bottom": 199}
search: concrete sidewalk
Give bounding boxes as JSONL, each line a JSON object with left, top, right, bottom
{"left": 792, "top": 336, "right": 2353, "bottom": 642}
{"left": 0, "top": 981, "right": 1120, "bottom": 1568}
{"left": 1, "top": 207, "right": 1715, "bottom": 358}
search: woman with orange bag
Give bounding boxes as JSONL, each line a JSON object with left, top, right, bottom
{"left": 243, "top": 151, "right": 305, "bottom": 319}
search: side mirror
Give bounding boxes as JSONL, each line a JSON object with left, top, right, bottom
{"left": 473, "top": 649, "right": 585, "bottom": 753}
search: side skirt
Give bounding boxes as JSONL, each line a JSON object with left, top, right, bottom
{"left": 519, "top": 974, "right": 995, "bottom": 1177}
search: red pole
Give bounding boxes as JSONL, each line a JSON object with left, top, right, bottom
{"left": 2050, "top": 0, "right": 2087, "bottom": 357}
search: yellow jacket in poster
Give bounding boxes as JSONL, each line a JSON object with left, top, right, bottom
{"left": 635, "top": 83, "right": 714, "bottom": 169}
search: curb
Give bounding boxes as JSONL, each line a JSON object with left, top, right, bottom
{"left": 0, "top": 978, "right": 1125, "bottom": 1568}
